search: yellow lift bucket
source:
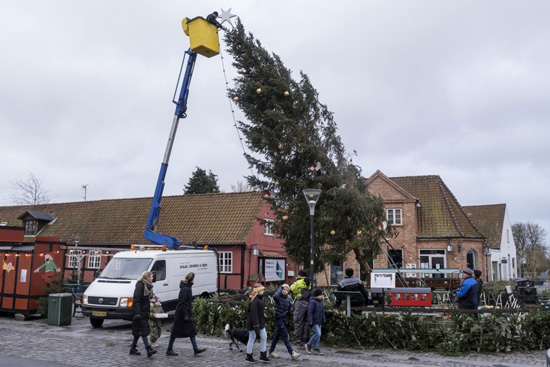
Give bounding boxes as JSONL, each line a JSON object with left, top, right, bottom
{"left": 182, "top": 17, "right": 220, "bottom": 58}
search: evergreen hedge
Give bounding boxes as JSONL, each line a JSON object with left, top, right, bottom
{"left": 192, "top": 295, "right": 550, "bottom": 355}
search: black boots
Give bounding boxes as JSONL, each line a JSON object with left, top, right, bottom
{"left": 129, "top": 347, "right": 140, "bottom": 355}
{"left": 146, "top": 346, "right": 157, "bottom": 358}
{"left": 166, "top": 349, "right": 179, "bottom": 356}
{"left": 245, "top": 353, "right": 257, "bottom": 364}
{"left": 259, "top": 351, "right": 271, "bottom": 363}
{"left": 194, "top": 347, "right": 206, "bottom": 355}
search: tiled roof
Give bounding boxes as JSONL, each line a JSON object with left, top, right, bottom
{"left": 462, "top": 204, "right": 506, "bottom": 249}
{"left": 389, "top": 175, "right": 483, "bottom": 239}
{"left": 0, "top": 192, "right": 265, "bottom": 246}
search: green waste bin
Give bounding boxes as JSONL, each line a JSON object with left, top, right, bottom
{"left": 48, "top": 293, "right": 72, "bottom": 326}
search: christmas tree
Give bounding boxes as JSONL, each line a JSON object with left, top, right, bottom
{"left": 224, "top": 20, "right": 387, "bottom": 282}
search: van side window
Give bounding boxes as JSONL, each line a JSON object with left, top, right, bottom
{"left": 151, "top": 260, "right": 166, "bottom": 282}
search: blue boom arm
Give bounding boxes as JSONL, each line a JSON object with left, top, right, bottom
{"left": 144, "top": 49, "right": 198, "bottom": 249}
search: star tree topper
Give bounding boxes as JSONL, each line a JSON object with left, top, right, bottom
{"left": 218, "top": 8, "right": 236, "bottom": 28}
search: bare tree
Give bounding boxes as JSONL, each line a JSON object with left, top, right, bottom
{"left": 513, "top": 222, "right": 548, "bottom": 278}
{"left": 230, "top": 180, "right": 252, "bottom": 193}
{"left": 11, "top": 172, "right": 50, "bottom": 205}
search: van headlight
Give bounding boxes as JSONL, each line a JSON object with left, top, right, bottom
{"left": 82, "top": 295, "right": 87, "bottom": 305}
{"left": 120, "top": 297, "right": 133, "bottom": 307}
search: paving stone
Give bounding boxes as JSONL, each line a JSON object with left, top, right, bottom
{"left": 0, "top": 314, "right": 546, "bottom": 367}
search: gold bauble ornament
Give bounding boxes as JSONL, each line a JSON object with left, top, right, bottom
{"left": 357, "top": 230, "right": 362, "bottom": 236}
{"left": 274, "top": 181, "right": 280, "bottom": 187}
{"left": 233, "top": 96, "right": 239, "bottom": 102}
{"left": 254, "top": 147, "right": 259, "bottom": 152}
{"left": 299, "top": 148, "right": 304, "bottom": 154}
{"left": 282, "top": 215, "right": 288, "bottom": 221}
{"left": 284, "top": 91, "right": 289, "bottom": 96}
{"left": 256, "top": 88, "right": 262, "bottom": 94}
{"left": 278, "top": 143, "right": 283, "bottom": 150}
{"left": 330, "top": 230, "right": 336, "bottom": 236}
{"left": 237, "top": 68, "right": 243, "bottom": 74}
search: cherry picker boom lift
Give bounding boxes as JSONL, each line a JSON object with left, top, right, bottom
{"left": 144, "top": 16, "right": 220, "bottom": 249}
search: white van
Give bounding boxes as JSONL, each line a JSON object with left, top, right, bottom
{"left": 82, "top": 248, "right": 217, "bottom": 328}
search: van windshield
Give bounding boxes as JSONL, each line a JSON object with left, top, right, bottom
{"left": 99, "top": 258, "right": 153, "bottom": 280}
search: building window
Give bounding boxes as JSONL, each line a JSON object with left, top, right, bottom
{"left": 467, "top": 250, "right": 478, "bottom": 270}
{"left": 512, "top": 258, "right": 515, "bottom": 269}
{"left": 264, "top": 219, "right": 275, "bottom": 236}
{"left": 507, "top": 229, "right": 510, "bottom": 243}
{"left": 388, "top": 249, "right": 403, "bottom": 268}
{"left": 219, "top": 251, "right": 233, "bottom": 273}
{"left": 68, "top": 255, "right": 79, "bottom": 269}
{"left": 387, "top": 208, "right": 402, "bottom": 225}
{"left": 330, "top": 263, "right": 343, "bottom": 286}
{"left": 24, "top": 220, "right": 38, "bottom": 235}
{"left": 87, "top": 253, "right": 101, "bottom": 269}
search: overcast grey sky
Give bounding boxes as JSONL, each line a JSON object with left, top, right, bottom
{"left": 1, "top": 1, "right": 549, "bottom": 242}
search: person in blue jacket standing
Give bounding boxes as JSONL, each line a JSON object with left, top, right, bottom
{"left": 456, "top": 268, "right": 479, "bottom": 309}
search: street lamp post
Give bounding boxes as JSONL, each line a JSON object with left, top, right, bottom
{"left": 482, "top": 242, "right": 490, "bottom": 282}
{"left": 303, "top": 189, "right": 321, "bottom": 286}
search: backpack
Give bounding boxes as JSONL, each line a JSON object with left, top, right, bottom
{"left": 300, "top": 278, "right": 312, "bottom": 300}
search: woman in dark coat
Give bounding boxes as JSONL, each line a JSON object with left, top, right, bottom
{"left": 130, "top": 271, "right": 157, "bottom": 358}
{"left": 245, "top": 283, "right": 270, "bottom": 364}
{"left": 166, "top": 272, "right": 206, "bottom": 356}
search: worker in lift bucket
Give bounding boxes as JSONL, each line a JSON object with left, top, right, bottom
{"left": 206, "top": 11, "right": 223, "bottom": 29}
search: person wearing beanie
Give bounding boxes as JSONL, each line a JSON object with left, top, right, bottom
{"left": 290, "top": 269, "right": 312, "bottom": 346}
{"left": 206, "top": 11, "right": 222, "bottom": 29}
{"left": 166, "top": 273, "right": 206, "bottom": 357}
{"left": 473, "top": 269, "right": 483, "bottom": 305}
{"left": 334, "top": 268, "right": 369, "bottom": 308}
{"left": 305, "top": 288, "right": 326, "bottom": 355}
{"left": 245, "top": 283, "right": 270, "bottom": 364}
{"left": 268, "top": 284, "right": 301, "bottom": 360}
{"left": 456, "top": 268, "right": 479, "bottom": 309}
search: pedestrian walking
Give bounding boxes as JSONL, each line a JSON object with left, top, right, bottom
{"left": 148, "top": 295, "right": 164, "bottom": 348}
{"left": 245, "top": 283, "right": 270, "bottom": 364}
{"left": 130, "top": 271, "right": 157, "bottom": 358}
{"left": 166, "top": 272, "right": 206, "bottom": 356}
{"left": 305, "top": 288, "right": 326, "bottom": 356}
{"left": 290, "top": 269, "right": 311, "bottom": 346}
{"left": 268, "top": 284, "right": 301, "bottom": 360}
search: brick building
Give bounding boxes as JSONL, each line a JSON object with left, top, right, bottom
{"left": 317, "top": 170, "right": 487, "bottom": 287}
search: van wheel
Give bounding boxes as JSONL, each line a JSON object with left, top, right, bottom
{"left": 90, "top": 318, "right": 104, "bottom": 328}
{"left": 200, "top": 292, "right": 211, "bottom": 299}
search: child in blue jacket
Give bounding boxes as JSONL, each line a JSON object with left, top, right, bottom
{"left": 305, "top": 288, "right": 326, "bottom": 355}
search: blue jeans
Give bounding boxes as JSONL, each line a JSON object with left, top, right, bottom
{"left": 269, "top": 318, "right": 293, "bottom": 354}
{"left": 307, "top": 324, "right": 321, "bottom": 349}
{"left": 247, "top": 328, "right": 267, "bottom": 354}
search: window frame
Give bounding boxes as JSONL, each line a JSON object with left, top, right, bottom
{"left": 87, "top": 253, "right": 101, "bottom": 269}
{"left": 329, "top": 263, "right": 343, "bottom": 286}
{"left": 218, "top": 251, "right": 233, "bottom": 274}
{"left": 264, "top": 218, "right": 275, "bottom": 236}
{"left": 387, "top": 208, "right": 402, "bottom": 226}
{"left": 24, "top": 220, "right": 38, "bottom": 235}
{"left": 68, "top": 254, "right": 79, "bottom": 269}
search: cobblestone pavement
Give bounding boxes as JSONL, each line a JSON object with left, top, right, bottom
{"left": 0, "top": 313, "right": 547, "bottom": 367}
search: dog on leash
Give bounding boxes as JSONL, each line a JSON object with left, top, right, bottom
{"left": 225, "top": 324, "right": 249, "bottom": 352}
